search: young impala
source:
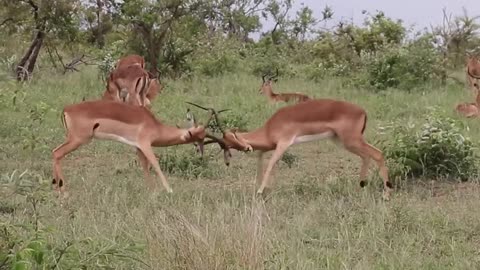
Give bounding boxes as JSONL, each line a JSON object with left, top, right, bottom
{"left": 52, "top": 100, "right": 219, "bottom": 197}
{"left": 259, "top": 69, "right": 311, "bottom": 104}
{"left": 189, "top": 99, "right": 393, "bottom": 200}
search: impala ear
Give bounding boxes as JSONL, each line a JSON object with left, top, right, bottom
{"left": 186, "top": 108, "right": 197, "bottom": 127}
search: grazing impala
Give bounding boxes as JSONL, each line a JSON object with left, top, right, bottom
{"left": 259, "top": 69, "right": 311, "bottom": 104}
{"left": 52, "top": 100, "right": 218, "bottom": 197}
{"left": 455, "top": 82, "right": 480, "bottom": 118}
{"left": 189, "top": 99, "right": 393, "bottom": 200}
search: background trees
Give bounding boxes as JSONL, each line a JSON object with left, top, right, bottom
{"left": 0, "top": 0, "right": 478, "bottom": 89}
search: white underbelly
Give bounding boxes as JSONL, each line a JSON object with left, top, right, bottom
{"left": 293, "top": 131, "right": 334, "bottom": 144}
{"left": 94, "top": 132, "right": 139, "bottom": 148}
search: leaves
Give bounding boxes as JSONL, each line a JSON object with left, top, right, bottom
{"left": 381, "top": 110, "right": 479, "bottom": 180}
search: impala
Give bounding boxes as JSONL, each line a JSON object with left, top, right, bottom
{"left": 116, "top": 54, "right": 145, "bottom": 69}
{"left": 455, "top": 82, "right": 480, "bottom": 118}
{"left": 259, "top": 69, "right": 311, "bottom": 104}
{"left": 466, "top": 55, "right": 480, "bottom": 94}
{"left": 103, "top": 55, "right": 162, "bottom": 107}
{"left": 52, "top": 100, "right": 220, "bottom": 197}
{"left": 189, "top": 99, "right": 393, "bottom": 200}
{"left": 102, "top": 64, "right": 151, "bottom": 106}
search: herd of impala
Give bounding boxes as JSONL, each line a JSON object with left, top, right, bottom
{"left": 52, "top": 54, "right": 480, "bottom": 201}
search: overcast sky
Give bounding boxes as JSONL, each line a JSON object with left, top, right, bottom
{"left": 259, "top": 0, "right": 480, "bottom": 35}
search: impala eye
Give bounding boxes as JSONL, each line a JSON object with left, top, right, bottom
{"left": 188, "top": 131, "right": 193, "bottom": 138}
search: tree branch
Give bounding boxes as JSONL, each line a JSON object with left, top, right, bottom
{"left": 0, "top": 18, "right": 14, "bottom": 28}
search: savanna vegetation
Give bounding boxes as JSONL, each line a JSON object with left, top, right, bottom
{"left": 1, "top": 0, "right": 480, "bottom": 269}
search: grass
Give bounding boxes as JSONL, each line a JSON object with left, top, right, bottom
{"left": 1, "top": 67, "right": 480, "bottom": 269}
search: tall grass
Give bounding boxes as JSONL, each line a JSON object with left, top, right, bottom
{"left": 1, "top": 67, "right": 480, "bottom": 269}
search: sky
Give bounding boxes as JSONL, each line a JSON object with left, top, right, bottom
{"left": 258, "top": 0, "right": 480, "bottom": 36}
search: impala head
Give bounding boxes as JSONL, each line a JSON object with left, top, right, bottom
{"left": 222, "top": 129, "right": 253, "bottom": 152}
{"left": 105, "top": 65, "right": 152, "bottom": 107}
{"left": 186, "top": 102, "right": 253, "bottom": 153}
{"left": 259, "top": 68, "right": 279, "bottom": 95}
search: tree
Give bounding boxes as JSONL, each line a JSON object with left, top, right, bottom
{"left": 2, "top": 0, "right": 80, "bottom": 81}
{"left": 83, "top": 0, "right": 115, "bottom": 48}
{"left": 119, "top": 0, "right": 206, "bottom": 77}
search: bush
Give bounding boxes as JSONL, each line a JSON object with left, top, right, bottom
{"left": 380, "top": 111, "right": 478, "bottom": 181}
{"left": 158, "top": 149, "right": 218, "bottom": 179}
{"left": 359, "top": 43, "right": 441, "bottom": 90}
{"left": 206, "top": 111, "right": 248, "bottom": 133}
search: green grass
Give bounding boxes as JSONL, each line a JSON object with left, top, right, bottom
{"left": 1, "top": 67, "right": 480, "bottom": 269}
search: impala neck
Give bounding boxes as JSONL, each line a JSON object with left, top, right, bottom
{"left": 238, "top": 127, "right": 275, "bottom": 151}
{"left": 151, "top": 124, "right": 191, "bottom": 147}
{"left": 263, "top": 86, "right": 277, "bottom": 99}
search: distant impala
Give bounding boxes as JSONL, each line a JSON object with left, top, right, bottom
{"left": 259, "top": 69, "right": 311, "bottom": 104}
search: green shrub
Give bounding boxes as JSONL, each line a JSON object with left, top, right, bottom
{"left": 281, "top": 151, "right": 299, "bottom": 168}
{"left": 359, "top": 43, "right": 441, "bottom": 90}
{"left": 206, "top": 111, "right": 248, "bottom": 133}
{"left": 380, "top": 111, "right": 478, "bottom": 181}
{"left": 158, "top": 149, "right": 218, "bottom": 179}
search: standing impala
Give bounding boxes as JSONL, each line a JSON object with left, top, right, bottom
{"left": 52, "top": 100, "right": 219, "bottom": 197}
{"left": 103, "top": 55, "right": 161, "bottom": 107}
{"left": 259, "top": 69, "right": 311, "bottom": 104}
{"left": 189, "top": 99, "right": 393, "bottom": 200}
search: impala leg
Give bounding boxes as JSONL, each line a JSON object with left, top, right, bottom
{"left": 136, "top": 148, "right": 155, "bottom": 191}
{"left": 138, "top": 145, "right": 173, "bottom": 193}
{"left": 52, "top": 139, "right": 85, "bottom": 196}
{"left": 256, "top": 151, "right": 265, "bottom": 185}
{"left": 342, "top": 140, "right": 370, "bottom": 186}
{"left": 257, "top": 142, "right": 291, "bottom": 195}
{"left": 343, "top": 137, "right": 392, "bottom": 199}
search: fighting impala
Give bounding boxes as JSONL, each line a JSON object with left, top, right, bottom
{"left": 52, "top": 100, "right": 223, "bottom": 197}
{"left": 189, "top": 99, "right": 393, "bottom": 200}
{"left": 259, "top": 69, "right": 311, "bottom": 104}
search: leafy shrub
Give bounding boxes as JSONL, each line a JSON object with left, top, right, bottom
{"left": 359, "top": 43, "right": 441, "bottom": 90}
{"left": 380, "top": 111, "right": 478, "bottom": 180}
{"left": 158, "top": 150, "right": 218, "bottom": 179}
{"left": 281, "top": 151, "right": 299, "bottom": 168}
{"left": 0, "top": 170, "right": 146, "bottom": 269}
{"left": 192, "top": 36, "right": 242, "bottom": 77}
{"left": 206, "top": 111, "right": 248, "bottom": 133}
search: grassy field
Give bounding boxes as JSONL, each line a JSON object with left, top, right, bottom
{"left": 1, "top": 68, "right": 480, "bottom": 269}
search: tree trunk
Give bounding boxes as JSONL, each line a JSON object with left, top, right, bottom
{"left": 16, "top": 31, "right": 45, "bottom": 81}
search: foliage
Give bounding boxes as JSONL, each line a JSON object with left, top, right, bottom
{"left": 281, "top": 151, "right": 298, "bottom": 168}
{"left": 357, "top": 41, "right": 442, "bottom": 90}
{"left": 380, "top": 110, "right": 478, "bottom": 181}
{"left": 158, "top": 149, "right": 218, "bottom": 179}
{"left": 0, "top": 169, "right": 147, "bottom": 269}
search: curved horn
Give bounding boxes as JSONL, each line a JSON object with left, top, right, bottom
{"left": 269, "top": 68, "right": 279, "bottom": 81}
{"left": 185, "top": 102, "right": 229, "bottom": 134}
{"left": 262, "top": 73, "right": 268, "bottom": 83}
